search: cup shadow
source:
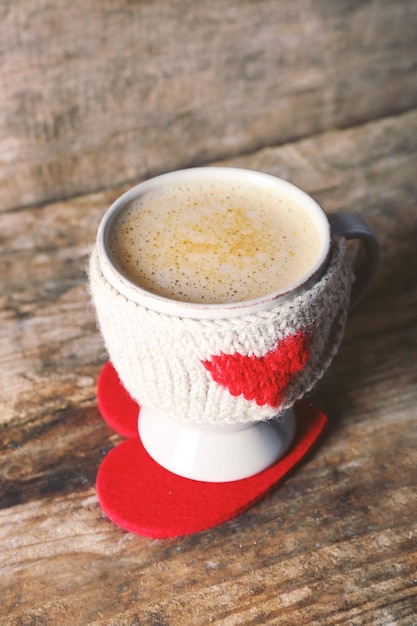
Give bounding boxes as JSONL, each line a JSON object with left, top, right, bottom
{"left": 309, "top": 212, "right": 417, "bottom": 430}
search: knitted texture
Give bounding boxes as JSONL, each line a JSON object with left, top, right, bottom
{"left": 89, "top": 238, "right": 354, "bottom": 425}
{"left": 201, "top": 330, "right": 310, "bottom": 408}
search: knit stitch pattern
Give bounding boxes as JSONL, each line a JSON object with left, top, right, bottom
{"left": 89, "top": 238, "right": 354, "bottom": 425}
{"left": 201, "top": 330, "right": 310, "bottom": 408}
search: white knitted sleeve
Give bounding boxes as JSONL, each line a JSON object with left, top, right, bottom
{"left": 89, "top": 238, "right": 354, "bottom": 425}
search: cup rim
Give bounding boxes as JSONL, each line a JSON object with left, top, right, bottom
{"left": 97, "top": 167, "right": 331, "bottom": 319}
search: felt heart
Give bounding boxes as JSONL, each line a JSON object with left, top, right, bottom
{"left": 95, "top": 361, "right": 327, "bottom": 538}
{"left": 96, "top": 400, "right": 327, "bottom": 538}
{"left": 202, "top": 329, "right": 310, "bottom": 407}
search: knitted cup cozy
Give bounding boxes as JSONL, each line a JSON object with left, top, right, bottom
{"left": 89, "top": 238, "right": 354, "bottom": 425}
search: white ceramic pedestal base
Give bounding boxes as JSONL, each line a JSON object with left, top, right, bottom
{"left": 138, "top": 406, "right": 296, "bottom": 483}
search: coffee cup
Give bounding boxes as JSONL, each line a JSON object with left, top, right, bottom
{"left": 89, "top": 167, "right": 379, "bottom": 482}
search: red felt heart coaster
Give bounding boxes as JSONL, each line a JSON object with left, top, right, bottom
{"left": 96, "top": 362, "right": 327, "bottom": 538}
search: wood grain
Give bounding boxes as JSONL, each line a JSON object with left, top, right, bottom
{"left": 1, "top": 109, "right": 416, "bottom": 624}
{"left": 1, "top": 0, "right": 417, "bottom": 211}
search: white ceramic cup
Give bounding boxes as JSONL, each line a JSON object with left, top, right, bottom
{"left": 91, "top": 167, "right": 379, "bottom": 482}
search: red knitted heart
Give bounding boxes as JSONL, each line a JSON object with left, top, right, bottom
{"left": 202, "top": 330, "right": 310, "bottom": 407}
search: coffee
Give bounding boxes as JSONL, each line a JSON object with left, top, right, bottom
{"left": 108, "top": 177, "right": 321, "bottom": 304}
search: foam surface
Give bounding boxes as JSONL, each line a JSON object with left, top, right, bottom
{"left": 109, "top": 178, "right": 321, "bottom": 304}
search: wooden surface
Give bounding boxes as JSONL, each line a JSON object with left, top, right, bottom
{"left": 2, "top": 1, "right": 417, "bottom": 622}
{"left": 1, "top": 0, "right": 417, "bottom": 211}
{"left": 1, "top": 108, "right": 417, "bottom": 624}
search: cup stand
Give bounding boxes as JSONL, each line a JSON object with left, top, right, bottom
{"left": 96, "top": 362, "right": 328, "bottom": 538}
{"left": 139, "top": 405, "right": 296, "bottom": 483}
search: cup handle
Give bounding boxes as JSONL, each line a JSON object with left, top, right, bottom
{"left": 328, "top": 211, "right": 380, "bottom": 310}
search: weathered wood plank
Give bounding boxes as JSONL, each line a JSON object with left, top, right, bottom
{"left": 1, "top": 0, "right": 417, "bottom": 211}
{"left": 1, "top": 110, "right": 416, "bottom": 624}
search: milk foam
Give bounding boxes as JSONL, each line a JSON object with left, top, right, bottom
{"left": 108, "top": 178, "right": 321, "bottom": 304}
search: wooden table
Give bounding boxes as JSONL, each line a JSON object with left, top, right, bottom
{"left": 1, "top": 107, "right": 416, "bottom": 625}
